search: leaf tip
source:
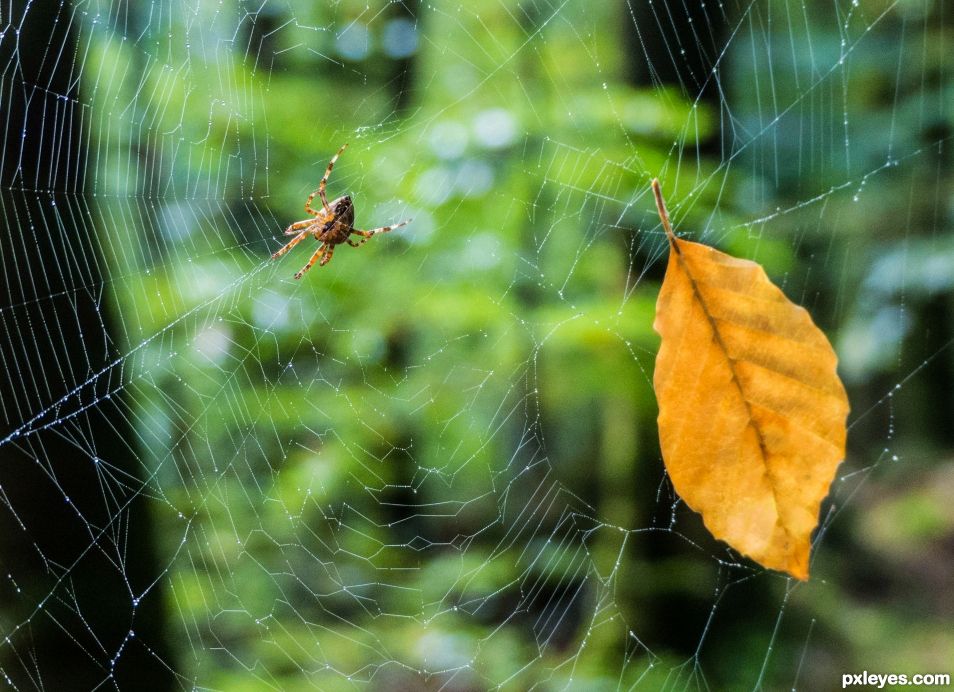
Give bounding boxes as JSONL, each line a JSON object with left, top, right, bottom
{"left": 787, "top": 559, "right": 810, "bottom": 582}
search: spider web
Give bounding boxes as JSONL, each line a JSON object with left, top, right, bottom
{"left": 1, "top": 0, "right": 952, "bottom": 690}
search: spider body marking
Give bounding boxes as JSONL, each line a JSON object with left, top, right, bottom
{"left": 271, "top": 144, "right": 411, "bottom": 279}
{"left": 315, "top": 195, "right": 355, "bottom": 244}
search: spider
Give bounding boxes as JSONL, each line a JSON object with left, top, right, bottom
{"left": 271, "top": 143, "right": 412, "bottom": 279}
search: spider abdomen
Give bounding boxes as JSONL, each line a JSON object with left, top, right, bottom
{"left": 316, "top": 195, "right": 355, "bottom": 244}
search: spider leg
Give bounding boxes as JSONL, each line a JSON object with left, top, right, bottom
{"left": 294, "top": 243, "right": 328, "bottom": 279}
{"left": 346, "top": 239, "right": 361, "bottom": 247}
{"left": 284, "top": 218, "right": 314, "bottom": 235}
{"left": 305, "top": 143, "right": 348, "bottom": 216}
{"left": 271, "top": 231, "right": 308, "bottom": 260}
{"left": 319, "top": 245, "right": 336, "bottom": 267}
{"left": 350, "top": 218, "right": 412, "bottom": 245}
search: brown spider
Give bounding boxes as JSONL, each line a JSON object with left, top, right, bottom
{"left": 271, "top": 143, "right": 412, "bottom": 279}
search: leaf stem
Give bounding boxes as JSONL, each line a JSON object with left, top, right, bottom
{"left": 651, "top": 179, "right": 676, "bottom": 242}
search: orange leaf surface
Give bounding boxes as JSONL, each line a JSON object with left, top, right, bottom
{"left": 651, "top": 180, "right": 849, "bottom": 580}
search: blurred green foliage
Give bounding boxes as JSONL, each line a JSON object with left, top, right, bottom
{"left": 79, "top": 0, "right": 952, "bottom": 689}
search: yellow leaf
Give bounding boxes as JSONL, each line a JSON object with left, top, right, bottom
{"left": 651, "top": 180, "right": 849, "bottom": 580}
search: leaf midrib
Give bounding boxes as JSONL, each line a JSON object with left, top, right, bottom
{"left": 670, "top": 236, "right": 790, "bottom": 536}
